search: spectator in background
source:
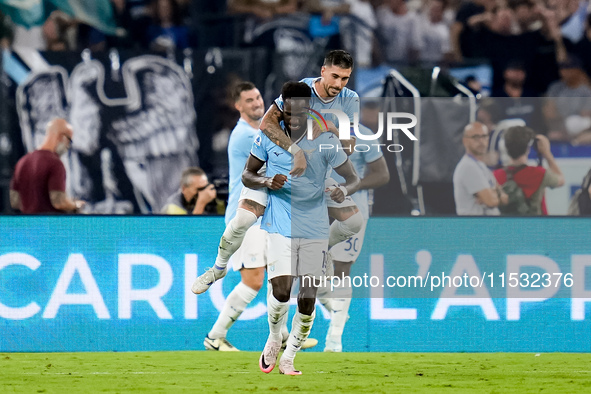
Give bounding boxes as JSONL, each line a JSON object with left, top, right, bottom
{"left": 488, "top": 62, "right": 546, "bottom": 133}
{"left": 0, "top": 10, "right": 13, "bottom": 48}
{"left": 568, "top": 167, "right": 591, "bottom": 215}
{"left": 336, "top": 0, "right": 378, "bottom": 68}
{"left": 228, "top": 0, "right": 298, "bottom": 20}
{"left": 147, "top": 0, "right": 189, "bottom": 52}
{"left": 543, "top": 55, "right": 591, "bottom": 143}
{"left": 453, "top": 121, "right": 508, "bottom": 215}
{"left": 161, "top": 167, "right": 218, "bottom": 215}
{"left": 565, "top": 13, "right": 591, "bottom": 84}
{"left": 111, "top": 0, "right": 153, "bottom": 49}
{"left": 493, "top": 126, "right": 564, "bottom": 215}
{"left": 471, "top": 1, "right": 560, "bottom": 96}
{"left": 10, "top": 118, "right": 85, "bottom": 214}
{"left": 376, "top": 0, "right": 422, "bottom": 64}
{"left": 417, "top": 0, "right": 452, "bottom": 64}
{"left": 450, "top": 0, "right": 496, "bottom": 62}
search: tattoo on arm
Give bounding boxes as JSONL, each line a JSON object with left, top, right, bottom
{"left": 261, "top": 105, "right": 292, "bottom": 151}
{"left": 50, "top": 191, "right": 75, "bottom": 212}
{"left": 240, "top": 198, "right": 266, "bottom": 217}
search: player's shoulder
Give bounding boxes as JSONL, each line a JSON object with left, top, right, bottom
{"left": 355, "top": 124, "right": 375, "bottom": 138}
{"left": 253, "top": 132, "right": 273, "bottom": 147}
{"left": 340, "top": 87, "right": 359, "bottom": 99}
{"left": 299, "top": 77, "right": 316, "bottom": 87}
{"left": 316, "top": 132, "right": 340, "bottom": 144}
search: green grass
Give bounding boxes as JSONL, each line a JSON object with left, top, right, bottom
{"left": 1, "top": 352, "right": 591, "bottom": 393}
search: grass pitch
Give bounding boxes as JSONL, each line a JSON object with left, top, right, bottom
{"left": 2, "top": 352, "right": 590, "bottom": 393}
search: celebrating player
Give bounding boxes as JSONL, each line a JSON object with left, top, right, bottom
{"left": 192, "top": 50, "right": 363, "bottom": 295}
{"left": 244, "top": 81, "right": 359, "bottom": 375}
{"left": 200, "top": 82, "right": 317, "bottom": 352}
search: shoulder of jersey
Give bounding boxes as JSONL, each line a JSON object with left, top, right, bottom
{"left": 340, "top": 87, "right": 359, "bottom": 98}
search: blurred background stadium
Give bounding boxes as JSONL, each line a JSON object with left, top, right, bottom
{"left": 1, "top": 0, "right": 590, "bottom": 216}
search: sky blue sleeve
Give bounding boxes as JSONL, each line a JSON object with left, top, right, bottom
{"left": 274, "top": 95, "right": 284, "bottom": 112}
{"left": 324, "top": 134, "right": 348, "bottom": 169}
{"left": 250, "top": 133, "right": 268, "bottom": 162}
{"left": 358, "top": 125, "right": 384, "bottom": 164}
{"left": 345, "top": 91, "right": 360, "bottom": 124}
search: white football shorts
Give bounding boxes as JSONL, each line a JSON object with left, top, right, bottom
{"left": 230, "top": 224, "right": 267, "bottom": 271}
{"left": 266, "top": 233, "right": 328, "bottom": 280}
{"left": 239, "top": 187, "right": 268, "bottom": 207}
{"left": 329, "top": 219, "right": 368, "bottom": 263}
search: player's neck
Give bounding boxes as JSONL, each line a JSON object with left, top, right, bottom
{"left": 314, "top": 79, "right": 330, "bottom": 99}
{"left": 241, "top": 115, "right": 261, "bottom": 130}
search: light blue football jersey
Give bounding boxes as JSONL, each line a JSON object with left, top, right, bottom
{"left": 225, "top": 119, "right": 259, "bottom": 225}
{"left": 274, "top": 77, "right": 360, "bottom": 128}
{"left": 329, "top": 124, "right": 384, "bottom": 219}
{"left": 251, "top": 132, "right": 347, "bottom": 239}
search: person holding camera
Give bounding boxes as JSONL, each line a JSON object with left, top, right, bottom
{"left": 161, "top": 167, "right": 218, "bottom": 215}
{"left": 493, "top": 126, "right": 564, "bottom": 215}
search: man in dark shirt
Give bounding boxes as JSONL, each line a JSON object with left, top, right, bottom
{"left": 10, "top": 118, "right": 84, "bottom": 214}
{"left": 451, "top": 0, "right": 495, "bottom": 61}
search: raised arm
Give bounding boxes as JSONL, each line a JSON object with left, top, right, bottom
{"left": 260, "top": 103, "right": 307, "bottom": 176}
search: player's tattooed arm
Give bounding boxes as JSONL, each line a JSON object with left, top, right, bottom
{"left": 260, "top": 104, "right": 291, "bottom": 150}
{"left": 260, "top": 103, "right": 307, "bottom": 176}
{"left": 242, "top": 154, "right": 287, "bottom": 191}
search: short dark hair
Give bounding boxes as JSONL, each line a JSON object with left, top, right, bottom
{"left": 181, "top": 167, "right": 205, "bottom": 187}
{"left": 507, "top": 0, "right": 534, "bottom": 9}
{"left": 281, "top": 81, "right": 312, "bottom": 101}
{"left": 232, "top": 81, "right": 257, "bottom": 102}
{"left": 504, "top": 126, "right": 535, "bottom": 159}
{"left": 323, "top": 50, "right": 354, "bottom": 70}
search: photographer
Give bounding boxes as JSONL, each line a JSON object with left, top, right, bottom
{"left": 161, "top": 167, "right": 218, "bottom": 215}
{"left": 493, "top": 126, "right": 564, "bottom": 215}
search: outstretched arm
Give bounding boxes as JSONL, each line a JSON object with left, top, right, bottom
{"left": 260, "top": 103, "right": 307, "bottom": 176}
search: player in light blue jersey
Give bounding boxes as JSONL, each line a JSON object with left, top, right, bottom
{"left": 244, "top": 82, "right": 359, "bottom": 375}
{"left": 320, "top": 120, "right": 390, "bottom": 352}
{"left": 201, "top": 82, "right": 265, "bottom": 351}
{"left": 260, "top": 49, "right": 360, "bottom": 177}
{"left": 192, "top": 51, "right": 363, "bottom": 298}
{"left": 197, "top": 82, "right": 318, "bottom": 352}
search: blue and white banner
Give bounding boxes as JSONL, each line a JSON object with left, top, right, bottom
{"left": 1, "top": 217, "right": 590, "bottom": 352}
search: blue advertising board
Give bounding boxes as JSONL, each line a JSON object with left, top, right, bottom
{"left": 1, "top": 217, "right": 590, "bottom": 352}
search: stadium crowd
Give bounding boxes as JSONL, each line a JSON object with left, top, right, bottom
{"left": 1, "top": 0, "right": 591, "bottom": 216}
